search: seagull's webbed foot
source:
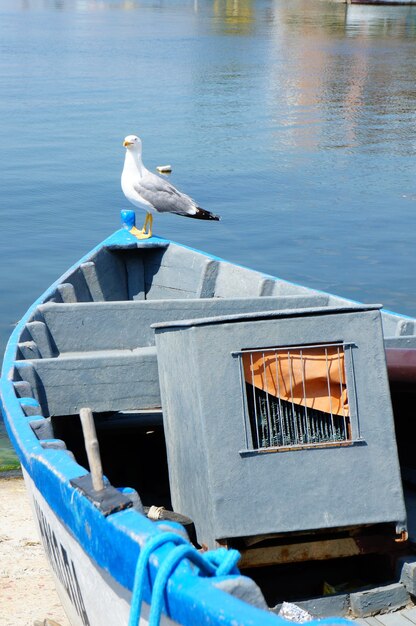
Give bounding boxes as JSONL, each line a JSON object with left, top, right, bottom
{"left": 129, "top": 212, "right": 153, "bottom": 240}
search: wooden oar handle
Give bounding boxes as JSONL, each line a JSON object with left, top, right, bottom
{"left": 79, "top": 407, "right": 104, "bottom": 492}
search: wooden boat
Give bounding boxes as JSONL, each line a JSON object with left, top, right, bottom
{"left": 2, "top": 210, "right": 416, "bottom": 626}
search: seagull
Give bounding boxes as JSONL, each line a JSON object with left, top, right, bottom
{"left": 121, "top": 135, "right": 220, "bottom": 239}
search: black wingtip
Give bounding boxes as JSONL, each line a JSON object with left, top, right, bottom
{"left": 193, "top": 207, "right": 221, "bottom": 221}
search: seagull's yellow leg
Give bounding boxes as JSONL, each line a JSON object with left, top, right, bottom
{"left": 144, "top": 212, "right": 153, "bottom": 237}
{"left": 129, "top": 212, "right": 153, "bottom": 240}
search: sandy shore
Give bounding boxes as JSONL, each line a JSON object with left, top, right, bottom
{"left": 0, "top": 475, "right": 70, "bottom": 626}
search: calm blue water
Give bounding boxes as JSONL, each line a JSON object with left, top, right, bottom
{"left": 2, "top": 0, "right": 416, "bottom": 461}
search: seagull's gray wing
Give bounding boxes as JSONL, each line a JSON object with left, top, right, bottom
{"left": 134, "top": 170, "right": 198, "bottom": 216}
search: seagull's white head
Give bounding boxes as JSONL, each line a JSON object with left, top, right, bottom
{"left": 123, "top": 135, "right": 142, "bottom": 153}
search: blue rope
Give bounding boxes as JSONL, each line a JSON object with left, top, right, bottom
{"left": 129, "top": 531, "right": 240, "bottom": 626}
{"left": 203, "top": 547, "right": 240, "bottom": 577}
{"left": 129, "top": 532, "right": 187, "bottom": 626}
{"left": 150, "top": 545, "right": 240, "bottom": 626}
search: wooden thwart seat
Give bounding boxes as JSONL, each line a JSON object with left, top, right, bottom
{"left": 15, "top": 294, "right": 333, "bottom": 416}
{"left": 21, "top": 295, "right": 330, "bottom": 357}
{"left": 15, "top": 347, "right": 159, "bottom": 416}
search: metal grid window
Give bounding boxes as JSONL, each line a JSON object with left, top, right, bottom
{"left": 238, "top": 343, "right": 356, "bottom": 452}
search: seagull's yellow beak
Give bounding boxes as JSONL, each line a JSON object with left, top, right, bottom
{"left": 123, "top": 140, "right": 133, "bottom": 147}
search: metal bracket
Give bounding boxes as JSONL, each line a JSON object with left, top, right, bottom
{"left": 70, "top": 474, "right": 133, "bottom": 517}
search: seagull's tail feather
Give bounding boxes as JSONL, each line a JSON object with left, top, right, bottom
{"left": 189, "top": 207, "right": 220, "bottom": 221}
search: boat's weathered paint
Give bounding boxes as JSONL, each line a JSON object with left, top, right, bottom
{"left": 22, "top": 468, "right": 155, "bottom": 626}
{"left": 2, "top": 218, "right": 401, "bottom": 625}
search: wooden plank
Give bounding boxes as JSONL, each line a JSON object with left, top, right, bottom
{"left": 239, "top": 537, "right": 361, "bottom": 567}
{"left": 93, "top": 248, "right": 128, "bottom": 301}
{"left": 57, "top": 282, "right": 77, "bottom": 303}
{"left": 214, "top": 262, "right": 265, "bottom": 298}
{"left": 81, "top": 262, "right": 105, "bottom": 301}
{"left": 18, "top": 341, "right": 41, "bottom": 359}
{"left": 240, "top": 531, "right": 400, "bottom": 568}
{"left": 144, "top": 283, "right": 195, "bottom": 299}
{"left": 197, "top": 259, "right": 219, "bottom": 298}
{"left": 397, "top": 319, "right": 416, "bottom": 336}
{"left": 66, "top": 267, "right": 93, "bottom": 302}
{"left": 371, "top": 611, "right": 414, "bottom": 625}
{"left": 26, "top": 321, "right": 55, "bottom": 358}
{"left": 81, "top": 250, "right": 128, "bottom": 302}
{"left": 144, "top": 245, "right": 206, "bottom": 298}
{"left": 401, "top": 608, "right": 416, "bottom": 624}
{"left": 16, "top": 347, "right": 160, "bottom": 415}
{"left": 14, "top": 362, "right": 43, "bottom": 408}
{"left": 38, "top": 296, "right": 329, "bottom": 353}
{"left": 13, "top": 380, "right": 33, "bottom": 398}
{"left": 124, "top": 250, "right": 145, "bottom": 300}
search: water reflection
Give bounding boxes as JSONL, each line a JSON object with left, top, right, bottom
{"left": 346, "top": 5, "right": 416, "bottom": 37}
{"left": 267, "top": 0, "right": 349, "bottom": 36}
{"left": 19, "top": 0, "right": 258, "bottom": 24}
{"left": 20, "top": 0, "right": 143, "bottom": 10}
{"left": 265, "top": 1, "right": 416, "bottom": 155}
{"left": 212, "top": 0, "right": 255, "bottom": 35}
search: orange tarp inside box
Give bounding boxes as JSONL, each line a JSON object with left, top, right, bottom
{"left": 242, "top": 345, "right": 349, "bottom": 417}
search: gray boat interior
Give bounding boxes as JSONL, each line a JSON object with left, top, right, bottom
{"left": 10, "top": 242, "right": 416, "bottom": 609}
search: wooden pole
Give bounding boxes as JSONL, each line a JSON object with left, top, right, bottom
{"left": 79, "top": 407, "right": 104, "bottom": 492}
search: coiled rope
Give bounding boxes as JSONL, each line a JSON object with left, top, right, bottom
{"left": 129, "top": 531, "right": 240, "bottom": 626}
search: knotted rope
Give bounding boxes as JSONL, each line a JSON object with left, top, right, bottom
{"left": 129, "top": 531, "right": 240, "bottom": 626}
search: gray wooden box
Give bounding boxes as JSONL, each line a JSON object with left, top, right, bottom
{"left": 153, "top": 305, "right": 406, "bottom": 549}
